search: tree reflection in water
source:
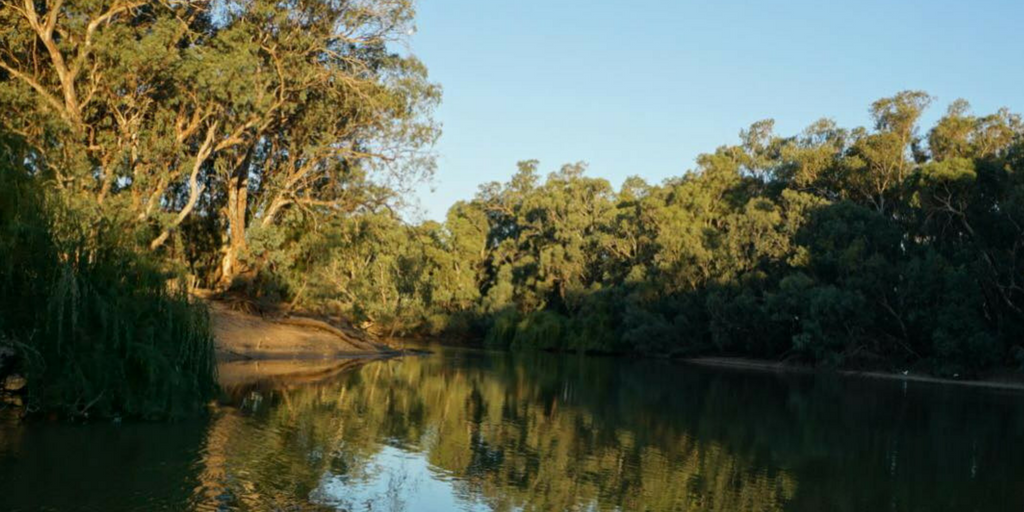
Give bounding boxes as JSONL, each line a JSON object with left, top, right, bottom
{"left": 195, "top": 348, "right": 1024, "bottom": 511}
{"left": 1, "top": 347, "right": 1023, "bottom": 511}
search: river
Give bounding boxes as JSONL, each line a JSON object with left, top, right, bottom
{"left": 1, "top": 346, "right": 1023, "bottom": 511}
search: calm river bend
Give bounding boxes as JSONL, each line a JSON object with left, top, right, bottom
{"left": 2, "top": 345, "right": 1023, "bottom": 511}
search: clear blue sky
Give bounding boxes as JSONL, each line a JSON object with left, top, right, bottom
{"left": 408, "top": 0, "right": 1024, "bottom": 220}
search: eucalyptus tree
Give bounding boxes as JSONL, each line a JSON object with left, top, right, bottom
{"left": 403, "top": 93, "right": 1024, "bottom": 375}
{"left": 0, "top": 0, "right": 439, "bottom": 284}
{"left": 842, "top": 91, "right": 932, "bottom": 214}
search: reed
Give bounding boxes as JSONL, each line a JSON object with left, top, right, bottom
{"left": 0, "top": 150, "right": 216, "bottom": 419}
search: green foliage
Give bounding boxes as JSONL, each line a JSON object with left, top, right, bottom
{"left": 510, "top": 310, "right": 567, "bottom": 351}
{"left": 483, "top": 308, "right": 520, "bottom": 349}
{"left": 0, "top": 144, "right": 216, "bottom": 419}
{"left": 0, "top": 0, "right": 442, "bottom": 417}
{"left": 565, "top": 291, "right": 621, "bottom": 353}
{"left": 304, "top": 93, "right": 1024, "bottom": 377}
{"left": 0, "top": 0, "right": 439, "bottom": 288}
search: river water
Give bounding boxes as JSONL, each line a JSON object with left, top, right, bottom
{"left": 1, "top": 346, "right": 1023, "bottom": 511}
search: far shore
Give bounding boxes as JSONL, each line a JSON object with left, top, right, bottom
{"left": 684, "top": 356, "right": 1024, "bottom": 392}
{"left": 205, "top": 300, "right": 1024, "bottom": 394}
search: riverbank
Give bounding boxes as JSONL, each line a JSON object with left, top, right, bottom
{"left": 685, "top": 356, "right": 1024, "bottom": 391}
{"left": 209, "top": 301, "right": 397, "bottom": 361}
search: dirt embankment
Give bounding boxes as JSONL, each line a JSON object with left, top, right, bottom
{"left": 209, "top": 301, "right": 396, "bottom": 361}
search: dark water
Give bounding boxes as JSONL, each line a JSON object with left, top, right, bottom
{"left": 2, "top": 347, "right": 1024, "bottom": 511}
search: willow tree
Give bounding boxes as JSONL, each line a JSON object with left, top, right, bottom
{"left": 0, "top": 0, "right": 439, "bottom": 284}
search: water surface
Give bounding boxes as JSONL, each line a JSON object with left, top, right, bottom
{"left": 2, "top": 346, "right": 1023, "bottom": 511}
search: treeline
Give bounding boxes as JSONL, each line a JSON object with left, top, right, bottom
{"left": 283, "top": 93, "right": 1024, "bottom": 376}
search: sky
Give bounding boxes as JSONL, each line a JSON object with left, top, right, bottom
{"left": 407, "top": 0, "right": 1024, "bottom": 220}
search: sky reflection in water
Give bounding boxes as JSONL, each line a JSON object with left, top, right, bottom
{"left": 2, "top": 347, "right": 1024, "bottom": 511}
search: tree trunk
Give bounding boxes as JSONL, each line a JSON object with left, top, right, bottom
{"left": 219, "top": 176, "right": 249, "bottom": 288}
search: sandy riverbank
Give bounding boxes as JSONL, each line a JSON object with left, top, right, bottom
{"left": 209, "top": 301, "right": 397, "bottom": 361}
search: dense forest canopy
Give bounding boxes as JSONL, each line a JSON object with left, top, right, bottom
{"left": 280, "top": 92, "right": 1024, "bottom": 377}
